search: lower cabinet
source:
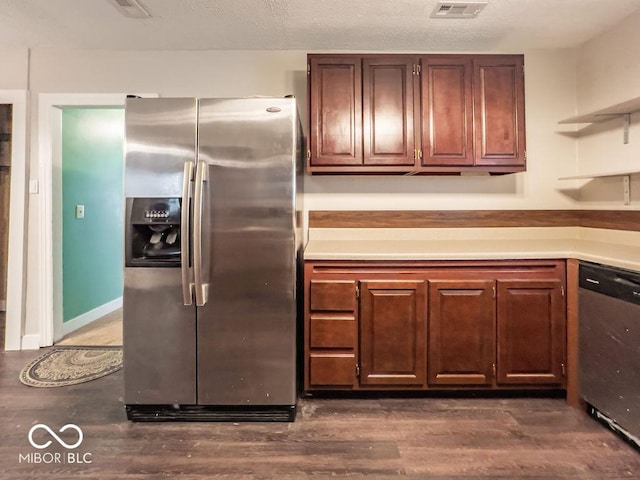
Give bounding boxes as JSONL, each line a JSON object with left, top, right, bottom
{"left": 359, "top": 280, "right": 426, "bottom": 386}
{"left": 304, "top": 260, "right": 567, "bottom": 392}
{"left": 496, "top": 280, "right": 566, "bottom": 386}
{"left": 428, "top": 279, "right": 495, "bottom": 386}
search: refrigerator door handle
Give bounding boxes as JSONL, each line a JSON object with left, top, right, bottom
{"left": 181, "top": 161, "right": 195, "bottom": 305}
{"left": 193, "top": 161, "right": 209, "bottom": 306}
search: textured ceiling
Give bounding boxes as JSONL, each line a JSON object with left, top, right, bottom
{"left": 0, "top": 0, "right": 639, "bottom": 51}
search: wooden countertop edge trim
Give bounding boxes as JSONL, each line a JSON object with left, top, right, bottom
{"left": 308, "top": 210, "right": 640, "bottom": 231}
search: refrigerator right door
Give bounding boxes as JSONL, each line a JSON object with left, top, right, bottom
{"left": 195, "top": 98, "right": 298, "bottom": 407}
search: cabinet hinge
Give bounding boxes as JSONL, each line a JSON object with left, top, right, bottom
{"left": 307, "top": 64, "right": 311, "bottom": 75}
{"left": 307, "top": 149, "right": 311, "bottom": 161}
{"left": 561, "top": 286, "right": 565, "bottom": 297}
{"left": 493, "top": 286, "right": 496, "bottom": 299}
{"left": 356, "top": 364, "right": 360, "bottom": 377}
{"left": 492, "top": 363, "right": 496, "bottom": 377}
{"left": 355, "top": 285, "right": 360, "bottom": 298}
{"left": 561, "top": 363, "right": 566, "bottom": 376}
{"left": 413, "top": 64, "right": 421, "bottom": 75}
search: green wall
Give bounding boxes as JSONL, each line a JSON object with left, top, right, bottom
{"left": 62, "top": 108, "right": 124, "bottom": 322}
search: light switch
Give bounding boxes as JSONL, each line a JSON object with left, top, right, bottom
{"left": 75, "top": 204, "right": 85, "bottom": 219}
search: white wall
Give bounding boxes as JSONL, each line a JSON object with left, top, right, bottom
{"left": 573, "top": 9, "right": 640, "bottom": 206}
{"left": 16, "top": 47, "right": 579, "bottom": 342}
{"left": 0, "top": 48, "right": 29, "bottom": 89}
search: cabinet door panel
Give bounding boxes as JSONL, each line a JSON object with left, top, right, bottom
{"left": 473, "top": 55, "right": 525, "bottom": 167}
{"left": 363, "top": 57, "right": 416, "bottom": 166}
{"left": 309, "top": 56, "right": 362, "bottom": 166}
{"left": 497, "top": 280, "right": 565, "bottom": 385}
{"left": 428, "top": 280, "right": 495, "bottom": 385}
{"left": 421, "top": 57, "right": 474, "bottom": 166}
{"left": 360, "top": 280, "right": 426, "bottom": 386}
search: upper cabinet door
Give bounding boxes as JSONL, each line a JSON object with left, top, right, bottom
{"left": 309, "top": 56, "right": 362, "bottom": 167}
{"left": 473, "top": 55, "right": 526, "bottom": 168}
{"left": 420, "top": 56, "right": 474, "bottom": 166}
{"left": 362, "top": 57, "right": 417, "bottom": 166}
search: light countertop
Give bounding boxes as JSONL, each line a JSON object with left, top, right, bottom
{"left": 304, "top": 227, "right": 640, "bottom": 272}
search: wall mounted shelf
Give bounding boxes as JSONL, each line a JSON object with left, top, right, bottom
{"left": 558, "top": 170, "right": 638, "bottom": 206}
{"left": 558, "top": 169, "right": 640, "bottom": 180}
{"left": 559, "top": 96, "right": 640, "bottom": 144}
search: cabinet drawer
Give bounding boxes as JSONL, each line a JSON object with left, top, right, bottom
{"left": 309, "top": 354, "right": 356, "bottom": 387}
{"left": 310, "top": 315, "right": 356, "bottom": 349}
{"left": 310, "top": 280, "right": 356, "bottom": 311}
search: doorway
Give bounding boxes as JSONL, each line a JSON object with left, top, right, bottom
{"left": 38, "top": 93, "right": 155, "bottom": 348}
{"left": 54, "top": 107, "right": 125, "bottom": 347}
{"left": 0, "top": 104, "right": 12, "bottom": 350}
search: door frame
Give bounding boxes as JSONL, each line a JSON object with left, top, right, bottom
{"left": 1, "top": 90, "right": 29, "bottom": 351}
{"left": 38, "top": 93, "right": 157, "bottom": 347}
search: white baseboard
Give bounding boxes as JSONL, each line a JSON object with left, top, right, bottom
{"left": 21, "top": 334, "right": 41, "bottom": 350}
{"left": 61, "top": 297, "right": 123, "bottom": 338}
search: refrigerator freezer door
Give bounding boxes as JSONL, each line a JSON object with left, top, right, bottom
{"left": 124, "top": 97, "right": 198, "bottom": 198}
{"left": 123, "top": 98, "right": 198, "bottom": 405}
{"left": 123, "top": 267, "right": 197, "bottom": 405}
{"left": 196, "top": 98, "right": 298, "bottom": 406}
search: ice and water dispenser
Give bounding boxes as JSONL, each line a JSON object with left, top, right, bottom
{"left": 125, "top": 198, "right": 182, "bottom": 267}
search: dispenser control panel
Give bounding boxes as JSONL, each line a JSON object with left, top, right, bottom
{"left": 145, "top": 209, "right": 170, "bottom": 219}
{"left": 129, "top": 197, "right": 181, "bottom": 225}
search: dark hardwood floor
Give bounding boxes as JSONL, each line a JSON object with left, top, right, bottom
{"left": 1, "top": 349, "right": 638, "bottom": 479}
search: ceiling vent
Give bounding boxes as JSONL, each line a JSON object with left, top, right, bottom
{"left": 430, "top": 1, "right": 488, "bottom": 19}
{"left": 109, "top": 0, "right": 150, "bottom": 18}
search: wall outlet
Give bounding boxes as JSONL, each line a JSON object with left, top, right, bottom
{"left": 75, "top": 204, "right": 85, "bottom": 219}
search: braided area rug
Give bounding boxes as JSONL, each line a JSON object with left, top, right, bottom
{"left": 19, "top": 346, "right": 122, "bottom": 387}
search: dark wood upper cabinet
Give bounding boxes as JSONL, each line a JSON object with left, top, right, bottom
{"left": 359, "top": 280, "right": 426, "bottom": 386}
{"left": 420, "top": 56, "right": 474, "bottom": 167}
{"left": 308, "top": 56, "right": 362, "bottom": 167}
{"left": 496, "top": 280, "right": 565, "bottom": 385}
{"left": 473, "top": 55, "right": 526, "bottom": 168}
{"left": 307, "top": 53, "right": 526, "bottom": 174}
{"left": 428, "top": 279, "right": 495, "bottom": 386}
{"left": 362, "top": 57, "right": 417, "bottom": 166}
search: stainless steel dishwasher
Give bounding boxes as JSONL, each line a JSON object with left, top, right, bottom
{"left": 579, "top": 261, "right": 640, "bottom": 448}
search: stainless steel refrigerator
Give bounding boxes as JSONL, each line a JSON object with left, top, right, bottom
{"left": 123, "top": 97, "right": 303, "bottom": 421}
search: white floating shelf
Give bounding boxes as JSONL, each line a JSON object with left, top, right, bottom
{"left": 558, "top": 97, "right": 640, "bottom": 124}
{"left": 559, "top": 97, "right": 640, "bottom": 144}
{"left": 558, "top": 170, "right": 640, "bottom": 180}
{"left": 558, "top": 171, "right": 637, "bottom": 205}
